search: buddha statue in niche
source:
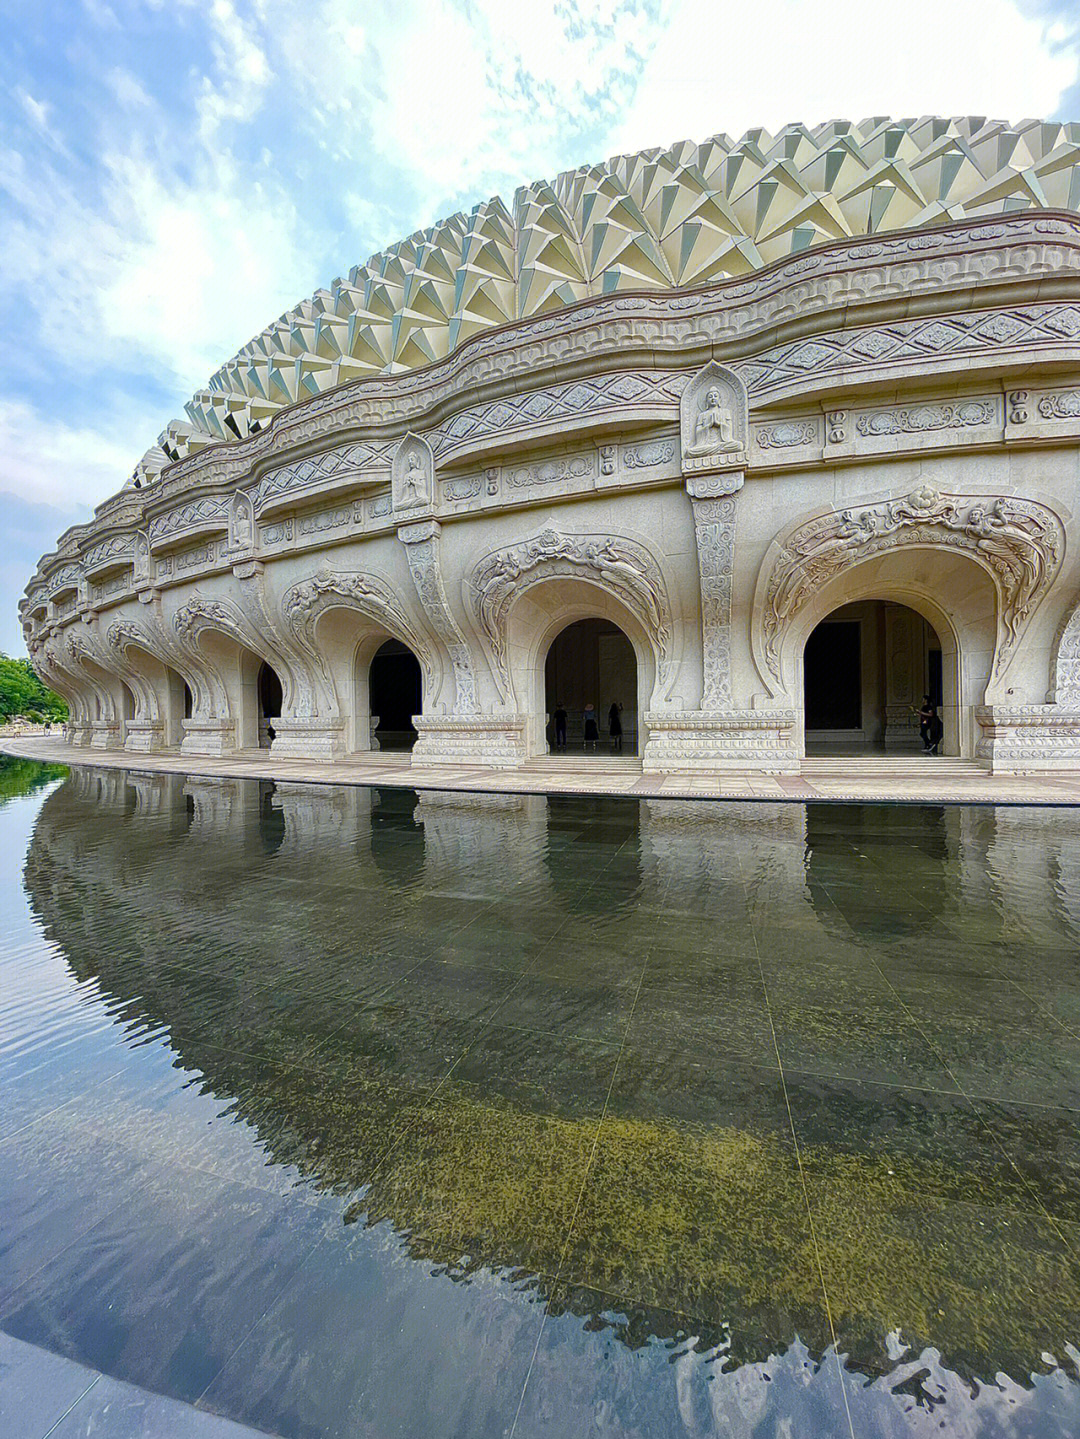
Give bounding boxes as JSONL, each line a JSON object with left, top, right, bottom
{"left": 687, "top": 385, "right": 739, "bottom": 455}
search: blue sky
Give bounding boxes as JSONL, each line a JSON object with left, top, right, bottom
{"left": 2, "top": 0, "right": 1079, "bottom": 656}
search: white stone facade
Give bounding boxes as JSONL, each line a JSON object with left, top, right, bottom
{"left": 20, "top": 201, "right": 1080, "bottom": 775}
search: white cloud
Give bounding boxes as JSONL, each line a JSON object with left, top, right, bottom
{"left": 610, "top": 0, "right": 1079, "bottom": 156}
{"left": 269, "top": 0, "right": 658, "bottom": 211}
{"left": 0, "top": 123, "right": 318, "bottom": 401}
{"left": 195, "top": 0, "right": 274, "bottom": 141}
{"left": 0, "top": 396, "right": 155, "bottom": 510}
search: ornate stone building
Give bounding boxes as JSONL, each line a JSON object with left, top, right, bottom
{"left": 20, "top": 117, "right": 1080, "bottom": 773}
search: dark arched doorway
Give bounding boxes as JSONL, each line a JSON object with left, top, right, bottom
{"left": 544, "top": 619, "right": 638, "bottom": 755}
{"left": 257, "top": 661, "right": 283, "bottom": 749}
{"left": 803, "top": 601, "right": 946, "bottom": 755}
{"left": 370, "top": 640, "right": 422, "bottom": 751}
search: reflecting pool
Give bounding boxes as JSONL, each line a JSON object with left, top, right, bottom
{"left": 3, "top": 757, "right": 1080, "bottom": 1437}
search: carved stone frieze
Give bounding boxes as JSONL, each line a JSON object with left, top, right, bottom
{"left": 470, "top": 528, "right": 673, "bottom": 703}
{"left": 261, "top": 518, "right": 294, "bottom": 545}
{"left": 253, "top": 440, "right": 394, "bottom": 511}
{"left": 295, "top": 503, "right": 359, "bottom": 539}
{"left": 175, "top": 541, "right": 219, "bottom": 573}
{"left": 854, "top": 399, "right": 997, "bottom": 437}
{"left": 148, "top": 497, "right": 230, "bottom": 544}
{"left": 441, "top": 474, "right": 483, "bottom": 501}
{"left": 761, "top": 486, "right": 1064, "bottom": 684}
{"left": 741, "top": 305, "right": 1080, "bottom": 401}
{"left": 431, "top": 371, "right": 690, "bottom": 464}
{"left": 49, "top": 564, "right": 84, "bottom": 596}
{"left": 622, "top": 439, "right": 677, "bottom": 468}
{"left": 505, "top": 454, "right": 595, "bottom": 489}
{"left": 755, "top": 420, "right": 819, "bottom": 449}
{"left": 1037, "top": 390, "right": 1080, "bottom": 420}
{"left": 82, "top": 534, "right": 134, "bottom": 573}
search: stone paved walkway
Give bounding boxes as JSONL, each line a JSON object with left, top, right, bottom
{"left": 5, "top": 736, "right": 1080, "bottom": 805}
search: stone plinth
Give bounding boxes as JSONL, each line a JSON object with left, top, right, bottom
{"left": 642, "top": 710, "right": 800, "bottom": 773}
{"left": 975, "top": 706, "right": 1080, "bottom": 773}
{"left": 181, "top": 719, "right": 237, "bottom": 757}
{"left": 412, "top": 716, "right": 528, "bottom": 769}
{"left": 269, "top": 718, "right": 345, "bottom": 761}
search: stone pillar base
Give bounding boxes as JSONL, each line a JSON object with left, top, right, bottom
{"left": 67, "top": 723, "right": 92, "bottom": 747}
{"left": 269, "top": 719, "right": 346, "bottom": 761}
{"left": 411, "top": 716, "right": 528, "bottom": 768}
{"left": 181, "top": 720, "right": 237, "bottom": 757}
{"left": 124, "top": 721, "right": 165, "bottom": 753}
{"left": 90, "top": 721, "right": 122, "bottom": 750}
{"left": 975, "top": 706, "right": 1080, "bottom": 773}
{"left": 642, "top": 710, "right": 800, "bottom": 774}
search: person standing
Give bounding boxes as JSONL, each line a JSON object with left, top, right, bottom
{"left": 552, "top": 701, "right": 568, "bottom": 751}
{"left": 608, "top": 701, "right": 623, "bottom": 752}
{"left": 916, "top": 695, "right": 943, "bottom": 755}
{"left": 583, "top": 703, "right": 599, "bottom": 752}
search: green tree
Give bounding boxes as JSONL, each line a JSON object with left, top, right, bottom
{"left": 0, "top": 655, "right": 68, "bottom": 722}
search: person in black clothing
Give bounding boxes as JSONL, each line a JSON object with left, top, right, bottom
{"left": 916, "top": 695, "right": 943, "bottom": 755}
{"left": 552, "top": 702, "right": 568, "bottom": 751}
{"left": 608, "top": 701, "right": 623, "bottom": 752}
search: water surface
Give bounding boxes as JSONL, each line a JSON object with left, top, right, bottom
{"left": 2, "top": 757, "right": 1080, "bottom": 1437}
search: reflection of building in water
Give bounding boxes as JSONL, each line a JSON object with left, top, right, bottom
{"left": 20, "top": 767, "right": 1080, "bottom": 1388}
{"left": 22, "top": 119, "right": 1080, "bottom": 780}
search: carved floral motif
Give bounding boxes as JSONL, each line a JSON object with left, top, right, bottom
{"left": 855, "top": 400, "right": 996, "bottom": 436}
{"left": 1037, "top": 390, "right": 1080, "bottom": 419}
{"left": 507, "top": 455, "right": 594, "bottom": 489}
{"left": 755, "top": 420, "right": 819, "bottom": 449}
{"left": 622, "top": 440, "right": 677, "bottom": 468}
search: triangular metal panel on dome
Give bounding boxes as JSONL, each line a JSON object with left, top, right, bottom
{"left": 127, "top": 115, "right": 1080, "bottom": 469}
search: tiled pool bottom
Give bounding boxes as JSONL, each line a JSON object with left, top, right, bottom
{"left": 2, "top": 761, "right": 1080, "bottom": 1439}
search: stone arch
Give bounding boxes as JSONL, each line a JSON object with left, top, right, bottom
{"left": 281, "top": 572, "right": 442, "bottom": 752}
{"left": 497, "top": 575, "right": 660, "bottom": 758}
{"left": 103, "top": 621, "right": 175, "bottom": 749}
{"left": 63, "top": 630, "right": 132, "bottom": 746}
{"left": 173, "top": 591, "right": 310, "bottom": 728}
{"left": 468, "top": 528, "right": 675, "bottom": 716}
{"left": 753, "top": 486, "right": 1064, "bottom": 703}
{"left": 33, "top": 638, "right": 93, "bottom": 743}
{"left": 774, "top": 550, "right": 998, "bottom": 758}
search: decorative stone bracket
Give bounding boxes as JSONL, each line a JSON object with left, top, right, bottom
{"left": 398, "top": 518, "right": 479, "bottom": 715}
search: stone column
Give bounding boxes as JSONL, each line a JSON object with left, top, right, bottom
{"left": 642, "top": 360, "right": 799, "bottom": 774}
{"left": 689, "top": 472, "right": 740, "bottom": 709}
{"left": 642, "top": 469, "right": 798, "bottom": 774}
{"left": 398, "top": 517, "right": 526, "bottom": 768}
